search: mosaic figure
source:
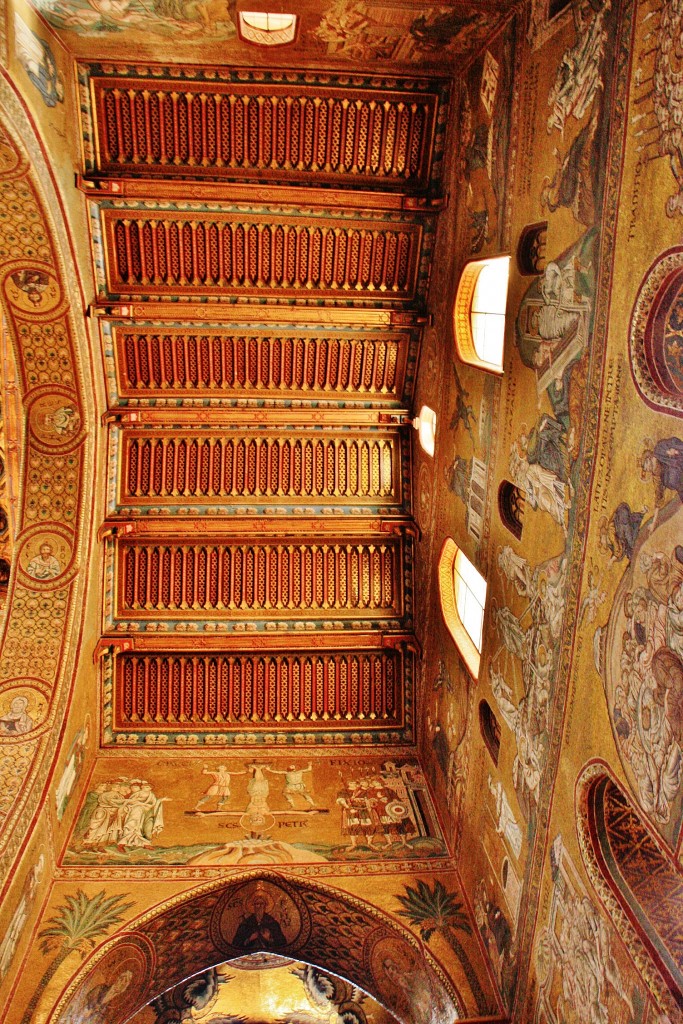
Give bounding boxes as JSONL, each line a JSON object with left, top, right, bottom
{"left": 14, "top": 16, "right": 65, "bottom": 107}
{"left": 638, "top": 435, "right": 683, "bottom": 526}
{"left": 265, "top": 762, "right": 316, "bottom": 808}
{"left": 546, "top": 0, "right": 610, "bottom": 134}
{"left": 613, "top": 550, "right": 683, "bottom": 824}
{"left": 488, "top": 775, "right": 523, "bottom": 859}
{"left": 491, "top": 668, "right": 547, "bottom": 819}
{"left": 0, "top": 855, "right": 44, "bottom": 979}
{"left": 509, "top": 436, "right": 571, "bottom": 535}
{"left": 599, "top": 503, "right": 647, "bottom": 563}
{"left": 34, "top": 0, "right": 237, "bottom": 39}
{"left": 0, "top": 695, "right": 33, "bottom": 735}
{"left": 81, "top": 777, "right": 168, "bottom": 849}
{"left": 537, "top": 835, "right": 638, "bottom": 1024}
{"left": 474, "top": 879, "right": 517, "bottom": 1009}
{"left": 194, "top": 765, "right": 246, "bottom": 812}
{"left": 55, "top": 718, "right": 90, "bottom": 819}
{"left": 26, "top": 542, "right": 61, "bottom": 580}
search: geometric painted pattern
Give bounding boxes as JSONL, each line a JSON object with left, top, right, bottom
{"left": 114, "top": 328, "right": 409, "bottom": 403}
{"left": 581, "top": 766, "right": 683, "bottom": 1012}
{"left": 83, "top": 70, "right": 443, "bottom": 191}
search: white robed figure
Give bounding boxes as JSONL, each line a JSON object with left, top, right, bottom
{"left": 119, "top": 780, "right": 168, "bottom": 848}
{"left": 488, "top": 775, "right": 523, "bottom": 859}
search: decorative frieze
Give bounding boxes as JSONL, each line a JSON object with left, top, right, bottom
{"left": 97, "top": 205, "right": 423, "bottom": 301}
{"left": 119, "top": 430, "right": 400, "bottom": 506}
{"left": 84, "top": 71, "right": 443, "bottom": 191}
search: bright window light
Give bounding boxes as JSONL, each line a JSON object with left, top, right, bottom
{"left": 437, "top": 538, "right": 486, "bottom": 678}
{"left": 239, "top": 12, "right": 297, "bottom": 44}
{"left": 413, "top": 405, "right": 436, "bottom": 457}
{"left": 453, "top": 548, "right": 487, "bottom": 652}
{"left": 454, "top": 255, "right": 510, "bottom": 372}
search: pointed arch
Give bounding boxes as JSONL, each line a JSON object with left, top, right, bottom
{"left": 577, "top": 761, "right": 683, "bottom": 1019}
{"left": 516, "top": 221, "right": 547, "bottom": 276}
{"left": 49, "top": 871, "right": 465, "bottom": 1024}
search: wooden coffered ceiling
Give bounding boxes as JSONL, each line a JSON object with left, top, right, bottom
{"left": 84, "top": 64, "right": 451, "bottom": 748}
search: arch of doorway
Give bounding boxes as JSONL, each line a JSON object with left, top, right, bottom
{"left": 48, "top": 870, "right": 466, "bottom": 1024}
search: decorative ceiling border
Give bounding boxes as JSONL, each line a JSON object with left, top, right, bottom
{"left": 0, "top": 74, "right": 95, "bottom": 882}
{"left": 76, "top": 62, "right": 451, "bottom": 192}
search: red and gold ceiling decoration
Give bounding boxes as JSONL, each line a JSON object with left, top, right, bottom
{"left": 80, "top": 64, "right": 450, "bottom": 748}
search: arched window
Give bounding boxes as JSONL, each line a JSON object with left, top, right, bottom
{"left": 238, "top": 12, "right": 297, "bottom": 45}
{"left": 454, "top": 255, "right": 510, "bottom": 373}
{"left": 498, "top": 480, "right": 525, "bottom": 539}
{"left": 479, "top": 700, "right": 500, "bottom": 764}
{"left": 578, "top": 763, "right": 683, "bottom": 1016}
{"left": 438, "top": 538, "right": 487, "bottom": 678}
{"left": 516, "top": 221, "right": 547, "bottom": 276}
{"left": 412, "top": 404, "right": 436, "bottom": 456}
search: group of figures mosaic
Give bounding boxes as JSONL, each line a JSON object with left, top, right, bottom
{"left": 536, "top": 834, "right": 649, "bottom": 1024}
{"left": 66, "top": 758, "right": 446, "bottom": 866}
{"left": 600, "top": 479, "right": 683, "bottom": 847}
{"left": 426, "top": 0, "right": 683, "bottom": 1018}
{"left": 27, "top": 0, "right": 507, "bottom": 69}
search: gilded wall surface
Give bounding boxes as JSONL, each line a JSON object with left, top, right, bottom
{"left": 0, "top": 0, "right": 682, "bottom": 1020}
{"left": 415, "top": 0, "right": 683, "bottom": 1020}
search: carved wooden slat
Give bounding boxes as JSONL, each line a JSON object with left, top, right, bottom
{"left": 100, "top": 207, "right": 422, "bottom": 300}
{"left": 116, "top": 537, "right": 402, "bottom": 619}
{"left": 89, "top": 74, "right": 440, "bottom": 190}
{"left": 116, "top": 647, "right": 403, "bottom": 730}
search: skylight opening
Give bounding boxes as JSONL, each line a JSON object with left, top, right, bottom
{"left": 239, "top": 11, "right": 297, "bottom": 45}
{"left": 413, "top": 405, "right": 437, "bottom": 457}
{"left": 454, "top": 255, "right": 510, "bottom": 373}
{"left": 453, "top": 548, "right": 487, "bottom": 653}
{"left": 437, "top": 538, "right": 486, "bottom": 678}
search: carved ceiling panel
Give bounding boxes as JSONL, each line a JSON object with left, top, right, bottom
{"left": 80, "top": 66, "right": 447, "bottom": 192}
{"left": 108, "top": 324, "right": 414, "bottom": 405}
{"left": 93, "top": 201, "right": 428, "bottom": 303}
{"left": 82, "top": 63, "right": 439, "bottom": 747}
{"left": 113, "top": 641, "right": 407, "bottom": 736}
{"left": 116, "top": 428, "right": 403, "bottom": 508}
{"left": 110, "top": 530, "right": 405, "bottom": 623}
